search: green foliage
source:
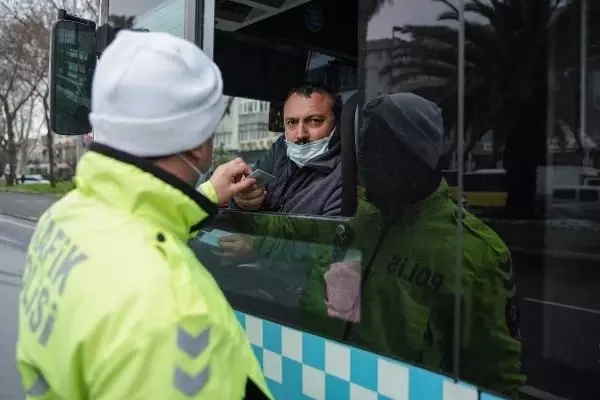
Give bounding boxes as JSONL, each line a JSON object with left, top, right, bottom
{"left": 0, "top": 181, "right": 73, "bottom": 195}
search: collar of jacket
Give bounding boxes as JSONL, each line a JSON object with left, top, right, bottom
{"left": 357, "top": 179, "right": 451, "bottom": 222}
{"left": 308, "top": 140, "right": 342, "bottom": 173}
{"left": 75, "top": 143, "right": 219, "bottom": 241}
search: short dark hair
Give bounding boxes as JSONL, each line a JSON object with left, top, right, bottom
{"left": 284, "top": 82, "right": 342, "bottom": 124}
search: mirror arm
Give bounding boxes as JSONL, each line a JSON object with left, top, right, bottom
{"left": 57, "top": 9, "right": 96, "bottom": 29}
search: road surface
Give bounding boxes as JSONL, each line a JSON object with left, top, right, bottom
{"left": 0, "top": 192, "right": 599, "bottom": 399}
{"left": 0, "top": 215, "right": 35, "bottom": 400}
{"left": 0, "top": 192, "right": 56, "bottom": 221}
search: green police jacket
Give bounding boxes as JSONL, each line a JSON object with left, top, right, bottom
{"left": 16, "top": 144, "right": 272, "bottom": 400}
{"left": 301, "top": 181, "right": 525, "bottom": 396}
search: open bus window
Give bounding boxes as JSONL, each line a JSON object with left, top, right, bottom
{"left": 207, "top": 0, "right": 358, "bottom": 218}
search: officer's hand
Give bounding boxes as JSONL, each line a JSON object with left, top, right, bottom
{"left": 233, "top": 181, "right": 266, "bottom": 211}
{"left": 209, "top": 158, "right": 256, "bottom": 203}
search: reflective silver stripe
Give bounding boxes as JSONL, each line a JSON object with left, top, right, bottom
{"left": 26, "top": 373, "right": 49, "bottom": 396}
{"left": 173, "top": 367, "right": 210, "bottom": 396}
{"left": 177, "top": 327, "right": 210, "bottom": 358}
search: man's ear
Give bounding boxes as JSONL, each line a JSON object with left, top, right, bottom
{"left": 187, "top": 147, "right": 203, "bottom": 162}
{"left": 189, "top": 141, "right": 211, "bottom": 161}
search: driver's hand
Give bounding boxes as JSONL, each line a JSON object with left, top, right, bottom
{"left": 217, "top": 234, "right": 254, "bottom": 259}
{"left": 233, "top": 180, "right": 266, "bottom": 211}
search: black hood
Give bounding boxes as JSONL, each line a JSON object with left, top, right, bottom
{"left": 357, "top": 93, "right": 444, "bottom": 218}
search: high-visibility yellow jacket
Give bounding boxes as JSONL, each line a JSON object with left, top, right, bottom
{"left": 16, "top": 143, "right": 272, "bottom": 400}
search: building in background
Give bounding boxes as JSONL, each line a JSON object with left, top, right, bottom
{"left": 213, "top": 97, "right": 280, "bottom": 165}
{"left": 237, "top": 98, "right": 278, "bottom": 164}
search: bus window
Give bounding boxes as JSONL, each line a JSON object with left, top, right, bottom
{"left": 205, "top": 0, "right": 502, "bottom": 397}
{"left": 579, "top": 189, "right": 599, "bottom": 203}
{"left": 188, "top": 0, "right": 365, "bottom": 352}
{"left": 205, "top": 1, "right": 358, "bottom": 218}
{"left": 355, "top": 0, "right": 483, "bottom": 393}
{"left": 553, "top": 188, "right": 576, "bottom": 201}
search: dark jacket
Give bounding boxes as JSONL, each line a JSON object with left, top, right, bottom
{"left": 231, "top": 134, "right": 342, "bottom": 216}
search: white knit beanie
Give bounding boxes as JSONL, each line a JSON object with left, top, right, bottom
{"left": 89, "top": 30, "right": 225, "bottom": 157}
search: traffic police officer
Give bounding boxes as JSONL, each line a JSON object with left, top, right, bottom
{"left": 302, "top": 93, "right": 525, "bottom": 397}
{"left": 17, "top": 31, "right": 272, "bottom": 399}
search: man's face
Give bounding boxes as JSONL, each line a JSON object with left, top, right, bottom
{"left": 283, "top": 92, "right": 336, "bottom": 144}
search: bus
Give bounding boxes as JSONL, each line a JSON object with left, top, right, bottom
{"left": 443, "top": 169, "right": 507, "bottom": 209}
{"left": 47, "top": 1, "right": 598, "bottom": 399}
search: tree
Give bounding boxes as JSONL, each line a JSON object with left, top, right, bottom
{"left": 0, "top": 16, "right": 44, "bottom": 185}
{"left": 213, "top": 143, "right": 238, "bottom": 166}
{"left": 15, "top": 97, "right": 42, "bottom": 176}
{"left": 1, "top": 0, "right": 98, "bottom": 186}
{"left": 381, "top": 0, "right": 584, "bottom": 218}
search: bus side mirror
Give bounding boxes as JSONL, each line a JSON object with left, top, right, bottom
{"left": 50, "top": 19, "right": 97, "bottom": 135}
{"left": 268, "top": 102, "right": 284, "bottom": 133}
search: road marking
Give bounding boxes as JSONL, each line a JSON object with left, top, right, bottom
{"left": 0, "top": 278, "right": 21, "bottom": 288}
{"left": 524, "top": 297, "right": 600, "bottom": 316}
{"left": 0, "top": 217, "right": 35, "bottom": 230}
{"left": 0, "top": 269, "right": 22, "bottom": 279}
{"left": 0, "top": 234, "right": 25, "bottom": 246}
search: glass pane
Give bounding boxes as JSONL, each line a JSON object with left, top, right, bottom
{"left": 355, "top": 0, "right": 470, "bottom": 391}
{"left": 108, "top": 0, "right": 185, "bottom": 39}
{"left": 458, "top": 0, "right": 600, "bottom": 398}
{"left": 190, "top": 213, "right": 363, "bottom": 328}
{"left": 579, "top": 189, "right": 598, "bottom": 202}
{"left": 553, "top": 189, "right": 576, "bottom": 200}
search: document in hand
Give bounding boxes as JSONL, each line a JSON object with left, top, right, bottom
{"left": 198, "top": 229, "right": 234, "bottom": 247}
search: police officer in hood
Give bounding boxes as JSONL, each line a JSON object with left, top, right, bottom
{"left": 17, "top": 31, "right": 272, "bottom": 399}
{"left": 302, "top": 92, "right": 525, "bottom": 396}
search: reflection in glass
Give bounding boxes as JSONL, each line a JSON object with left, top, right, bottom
{"left": 395, "top": 0, "right": 600, "bottom": 399}
{"left": 190, "top": 217, "right": 363, "bottom": 320}
{"left": 360, "top": 0, "right": 524, "bottom": 397}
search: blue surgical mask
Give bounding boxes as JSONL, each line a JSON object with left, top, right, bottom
{"left": 195, "top": 164, "right": 214, "bottom": 188}
{"left": 285, "top": 128, "right": 335, "bottom": 167}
